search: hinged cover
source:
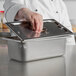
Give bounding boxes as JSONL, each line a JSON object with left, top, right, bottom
{"left": 5, "top": 19, "right": 73, "bottom": 41}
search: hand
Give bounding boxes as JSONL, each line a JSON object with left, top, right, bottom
{"left": 15, "top": 8, "right": 43, "bottom": 33}
{"left": 20, "top": 24, "right": 41, "bottom": 38}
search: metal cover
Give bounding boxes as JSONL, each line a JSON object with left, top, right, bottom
{"left": 5, "top": 19, "right": 73, "bottom": 41}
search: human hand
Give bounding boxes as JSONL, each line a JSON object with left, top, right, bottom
{"left": 15, "top": 8, "right": 43, "bottom": 33}
{"left": 20, "top": 23, "right": 41, "bottom": 38}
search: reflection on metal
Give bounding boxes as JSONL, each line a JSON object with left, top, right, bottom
{"left": 5, "top": 19, "right": 73, "bottom": 41}
{"left": 2, "top": 19, "right": 73, "bottom": 61}
{"left": 8, "top": 57, "right": 66, "bottom": 76}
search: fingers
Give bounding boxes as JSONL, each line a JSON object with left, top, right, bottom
{"left": 38, "top": 15, "right": 43, "bottom": 32}
{"left": 34, "top": 18, "right": 39, "bottom": 32}
{"left": 30, "top": 19, "right": 35, "bottom": 31}
{"left": 30, "top": 13, "right": 43, "bottom": 33}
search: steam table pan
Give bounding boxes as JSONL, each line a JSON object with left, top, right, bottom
{"left": 2, "top": 19, "right": 73, "bottom": 61}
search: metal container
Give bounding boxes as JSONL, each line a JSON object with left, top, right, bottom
{"left": 3, "top": 19, "right": 73, "bottom": 61}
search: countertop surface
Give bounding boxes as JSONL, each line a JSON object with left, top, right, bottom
{"left": 0, "top": 40, "right": 76, "bottom": 76}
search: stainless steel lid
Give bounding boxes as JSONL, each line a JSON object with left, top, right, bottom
{"left": 5, "top": 19, "right": 73, "bottom": 41}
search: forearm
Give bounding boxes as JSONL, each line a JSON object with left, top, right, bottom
{"left": 4, "top": 0, "right": 26, "bottom": 22}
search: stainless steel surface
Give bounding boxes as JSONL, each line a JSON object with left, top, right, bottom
{"left": 3, "top": 20, "right": 73, "bottom": 61}
{"left": 7, "top": 37, "right": 66, "bottom": 61}
{"left": 5, "top": 20, "right": 73, "bottom": 41}
{"left": 0, "top": 40, "right": 76, "bottom": 76}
